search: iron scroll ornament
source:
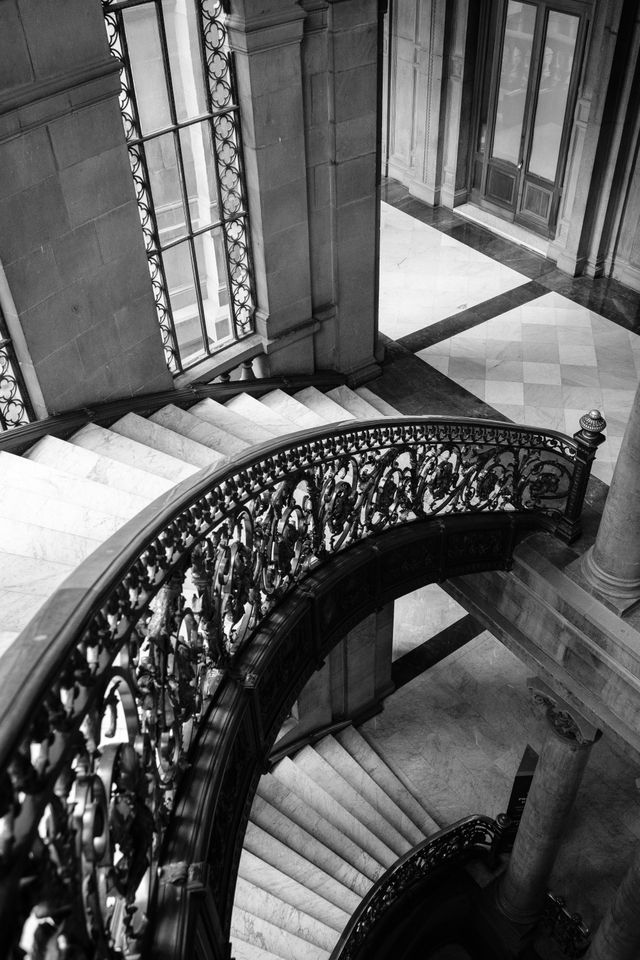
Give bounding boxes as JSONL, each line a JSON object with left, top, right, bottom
{"left": 0, "top": 413, "right": 603, "bottom": 958}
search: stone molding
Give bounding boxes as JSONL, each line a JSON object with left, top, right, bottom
{"left": 527, "top": 678, "right": 601, "bottom": 745}
{"left": 226, "top": 5, "right": 306, "bottom": 53}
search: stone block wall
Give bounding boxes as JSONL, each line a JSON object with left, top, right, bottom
{"left": 0, "top": 0, "right": 172, "bottom": 416}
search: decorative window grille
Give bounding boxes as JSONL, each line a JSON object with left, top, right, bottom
{"left": 0, "top": 304, "right": 33, "bottom": 431}
{"left": 103, "top": 0, "right": 255, "bottom": 374}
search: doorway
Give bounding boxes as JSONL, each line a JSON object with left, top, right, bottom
{"left": 471, "top": 0, "right": 587, "bottom": 237}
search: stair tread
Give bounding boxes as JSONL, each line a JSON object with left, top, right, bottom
{"left": 256, "top": 774, "right": 382, "bottom": 884}
{"left": 149, "top": 404, "right": 249, "bottom": 456}
{"left": 243, "top": 822, "right": 362, "bottom": 914}
{"left": 337, "top": 726, "right": 440, "bottom": 836}
{"left": 271, "top": 756, "right": 396, "bottom": 868}
{"left": 0, "top": 483, "right": 129, "bottom": 542}
{"left": 259, "top": 389, "right": 326, "bottom": 428}
{"left": 356, "top": 386, "right": 403, "bottom": 417}
{"left": 292, "top": 387, "right": 355, "bottom": 423}
{"left": 326, "top": 385, "right": 384, "bottom": 419}
{"left": 189, "top": 397, "right": 279, "bottom": 443}
{"left": 250, "top": 794, "right": 371, "bottom": 897}
{"left": 231, "top": 907, "right": 330, "bottom": 960}
{"left": 25, "top": 435, "right": 172, "bottom": 499}
{"left": 226, "top": 393, "right": 297, "bottom": 436}
{"left": 238, "top": 850, "right": 352, "bottom": 932}
{"left": 0, "top": 516, "right": 101, "bottom": 566}
{"left": 234, "top": 877, "right": 339, "bottom": 951}
{"left": 314, "top": 734, "right": 426, "bottom": 847}
{"left": 103, "top": 416, "right": 217, "bottom": 470}
{"left": 0, "top": 451, "right": 148, "bottom": 518}
{"left": 293, "top": 745, "right": 411, "bottom": 859}
{"left": 108, "top": 413, "right": 202, "bottom": 479}
{"left": 230, "top": 940, "right": 286, "bottom": 960}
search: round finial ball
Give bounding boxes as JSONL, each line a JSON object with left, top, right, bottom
{"left": 579, "top": 409, "right": 606, "bottom": 435}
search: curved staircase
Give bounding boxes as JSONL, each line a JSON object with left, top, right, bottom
{"left": 0, "top": 384, "right": 400, "bottom": 658}
{"left": 231, "top": 725, "right": 441, "bottom": 960}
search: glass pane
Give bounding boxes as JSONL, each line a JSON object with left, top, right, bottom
{"left": 180, "top": 122, "right": 219, "bottom": 231}
{"left": 146, "top": 134, "right": 188, "bottom": 245}
{"left": 195, "top": 229, "right": 232, "bottom": 345}
{"left": 163, "top": 242, "right": 205, "bottom": 365}
{"left": 528, "top": 11, "right": 579, "bottom": 182}
{"left": 163, "top": 0, "right": 208, "bottom": 122}
{"left": 492, "top": 1, "right": 536, "bottom": 164}
{"left": 123, "top": 6, "right": 172, "bottom": 136}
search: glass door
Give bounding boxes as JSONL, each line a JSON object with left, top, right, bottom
{"left": 474, "top": 0, "right": 586, "bottom": 236}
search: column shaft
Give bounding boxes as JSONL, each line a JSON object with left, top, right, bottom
{"left": 497, "top": 724, "right": 592, "bottom": 925}
{"left": 586, "top": 844, "right": 640, "bottom": 960}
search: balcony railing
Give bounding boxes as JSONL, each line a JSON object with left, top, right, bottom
{"left": 0, "top": 411, "right": 604, "bottom": 959}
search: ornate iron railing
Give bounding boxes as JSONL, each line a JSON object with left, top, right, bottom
{"left": 0, "top": 306, "right": 33, "bottom": 432}
{"left": 0, "top": 413, "right": 604, "bottom": 958}
{"left": 329, "top": 815, "right": 501, "bottom": 960}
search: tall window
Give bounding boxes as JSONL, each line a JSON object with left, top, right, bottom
{"left": 103, "top": 0, "right": 255, "bottom": 374}
{"left": 0, "top": 303, "right": 33, "bottom": 432}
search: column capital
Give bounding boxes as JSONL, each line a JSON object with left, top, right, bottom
{"left": 527, "top": 678, "right": 601, "bottom": 746}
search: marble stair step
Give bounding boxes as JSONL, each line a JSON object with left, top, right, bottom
{"left": 0, "top": 516, "right": 101, "bottom": 566}
{"left": 25, "top": 435, "right": 172, "bottom": 500}
{"left": 0, "top": 552, "right": 74, "bottom": 595}
{"left": 243, "top": 822, "right": 361, "bottom": 914}
{"left": 234, "top": 877, "right": 339, "bottom": 952}
{"left": 226, "top": 393, "right": 297, "bottom": 436}
{"left": 238, "top": 850, "right": 352, "bottom": 932}
{"left": 250, "top": 794, "right": 372, "bottom": 897}
{"left": 293, "top": 745, "right": 411, "bottom": 859}
{"left": 271, "top": 756, "right": 395, "bottom": 868}
{"left": 188, "top": 398, "right": 279, "bottom": 443}
{"left": 0, "top": 484, "right": 128, "bottom": 543}
{"left": 108, "top": 414, "right": 201, "bottom": 480}
{"left": 105, "top": 415, "right": 216, "bottom": 471}
{"left": 356, "top": 386, "right": 403, "bottom": 417}
{"left": 0, "top": 451, "right": 148, "bottom": 519}
{"left": 0, "top": 580, "right": 75, "bottom": 654}
{"left": 256, "top": 774, "right": 382, "bottom": 884}
{"left": 314, "top": 734, "right": 425, "bottom": 847}
{"left": 337, "top": 726, "right": 440, "bottom": 836}
{"left": 292, "top": 386, "right": 355, "bottom": 423}
{"left": 231, "top": 907, "right": 330, "bottom": 960}
{"left": 230, "top": 939, "right": 286, "bottom": 960}
{"left": 260, "top": 389, "right": 326, "bottom": 429}
{"left": 326, "top": 385, "right": 385, "bottom": 420}
{"left": 150, "top": 404, "right": 249, "bottom": 457}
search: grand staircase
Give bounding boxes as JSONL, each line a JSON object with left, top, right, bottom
{"left": 0, "top": 384, "right": 401, "bottom": 659}
{"left": 231, "top": 725, "right": 441, "bottom": 960}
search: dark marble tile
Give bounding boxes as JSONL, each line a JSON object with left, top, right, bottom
{"left": 392, "top": 614, "right": 482, "bottom": 689}
{"left": 398, "top": 280, "right": 547, "bottom": 352}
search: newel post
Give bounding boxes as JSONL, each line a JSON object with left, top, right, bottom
{"left": 555, "top": 409, "right": 606, "bottom": 543}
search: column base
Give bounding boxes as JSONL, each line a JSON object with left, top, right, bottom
{"left": 472, "top": 880, "right": 538, "bottom": 959}
{"left": 580, "top": 547, "right": 640, "bottom": 614}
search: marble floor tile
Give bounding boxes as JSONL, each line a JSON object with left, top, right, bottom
{"left": 522, "top": 361, "right": 562, "bottom": 384}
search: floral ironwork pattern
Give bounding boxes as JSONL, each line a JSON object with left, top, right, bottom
{"left": 330, "top": 816, "right": 502, "bottom": 960}
{"left": 102, "top": 0, "right": 256, "bottom": 373}
{"left": 0, "top": 414, "right": 601, "bottom": 958}
{"left": 0, "top": 307, "right": 33, "bottom": 432}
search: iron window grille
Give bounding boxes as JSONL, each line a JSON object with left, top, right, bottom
{"left": 103, "top": 0, "right": 256, "bottom": 374}
{"left": 0, "top": 304, "right": 34, "bottom": 432}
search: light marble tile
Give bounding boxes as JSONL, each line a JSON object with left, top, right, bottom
{"left": 485, "top": 381, "right": 524, "bottom": 405}
{"left": 522, "top": 362, "right": 562, "bottom": 385}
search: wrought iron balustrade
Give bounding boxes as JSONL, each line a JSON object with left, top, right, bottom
{"left": 0, "top": 412, "right": 604, "bottom": 959}
{"left": 329, "top": 815, "right": 502, "bottom": 960}
{"left": 0, "top": 309, "right": 33, "bottom": 432}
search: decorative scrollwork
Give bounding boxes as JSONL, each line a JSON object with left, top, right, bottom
{"left": 0, "top": 315, "right": 33, "bottom": 432}
{"left": 0, "top": 414, "right": 599, "bottom": 957}
{"left": 331, "top": 816, "right": 502, "bottom": 960}
{"left": 541, "top": 892, "right": 591, "bottom": 958}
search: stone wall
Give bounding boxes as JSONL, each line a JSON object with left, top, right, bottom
{"left": 0, "top": 0, "right": 172, "bottom": 416}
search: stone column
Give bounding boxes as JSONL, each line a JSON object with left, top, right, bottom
{"left": 582, "top": 382, "right": 640, "bottom": 607}
{"left": 496, "top": 679, "right": 600, "bottom": 927}
{"left": 226, "top": 1, "right": 315, "bottom": 376}
{"left": 585, "top": 842, "right": 640, "bottom": 960}
{"left": 440, "top": 0, "right": 473, "bottom": 209}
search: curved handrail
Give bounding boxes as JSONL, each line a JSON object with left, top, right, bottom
{"left": 329, "top": 815, "right": 501, "bottom": 960}
{"left": 0, "top": 412, "right": 604, "bottom": 959}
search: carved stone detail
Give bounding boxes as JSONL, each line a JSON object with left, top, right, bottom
{"left": 528, "top": 678, "right": 601, "bottom": 745}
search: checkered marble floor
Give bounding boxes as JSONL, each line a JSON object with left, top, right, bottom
{"left": 416, "top": 291, "right": 639, "bottom": 484}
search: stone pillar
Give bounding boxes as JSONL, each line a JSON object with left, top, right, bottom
{"left": 582, "top": 382, "right": 640, "bottom": 607}
{"left": 227, "top": 1, "right": 315, "bottom": 376}
{"left": 585, "top": 843, "right": 640, "bottom": 960}
{"left": 496, "top": 679, "right": 600, "bottom": 927}
{"left": 440, "top": 0, "right": 473, "bottom": 209}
